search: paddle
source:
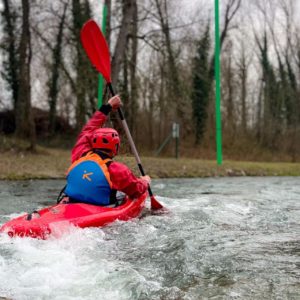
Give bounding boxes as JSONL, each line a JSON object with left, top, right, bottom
{"left": 80, "top": 19, "right": 164, "bottom": 210}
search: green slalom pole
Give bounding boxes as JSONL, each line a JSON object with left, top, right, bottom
{"left": 214, "top": 0, "right": 223, "bottom": 165}
{"left": 97, "top": 3, "right": 107, "bottom": 108}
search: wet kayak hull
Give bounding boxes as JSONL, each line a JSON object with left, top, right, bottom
{"left": 0, "top": 193, "right": 147, "bottom": 239}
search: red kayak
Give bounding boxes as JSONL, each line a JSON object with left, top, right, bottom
{"left": 0, "top": 193, "right": 147, "bottom": 239}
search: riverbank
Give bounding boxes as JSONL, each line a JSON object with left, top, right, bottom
{"left": 1, "top": 147, "right": 300, "bottom": 180}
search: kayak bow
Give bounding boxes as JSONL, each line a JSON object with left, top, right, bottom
{"left": 0, "top": 193, "right": 147, "bottom": 239}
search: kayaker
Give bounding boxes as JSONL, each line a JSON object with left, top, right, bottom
{"left": 61, "top": 95, "right": 151, "bottom": 206}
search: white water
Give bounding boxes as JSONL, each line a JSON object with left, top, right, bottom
{"left": 0, "top": 178, "right": 299, "bottom": 299}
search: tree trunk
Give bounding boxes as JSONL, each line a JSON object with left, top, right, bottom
{"left": 104, "top": 0, "right": 111, "bottom": 47}
{"left": 72, "top": 0, "right": 96, "bottom": 130}
{"left": 111, "top": 0, "right": 135, "bottom": 87}
{"left": 15, "top": 0, "right": 36, "bottom": 150}
{"left": 224, "top": 47, "right": 235, "bottom": 139}
{"left": 2, "top": 0, "right": 19, "bottom": 110}
{"left": 72, "top": 0, "right": 85, "bottom": 130}
{"left": 48, "top": 3, "right": 68, "bottom": 135}
{"left": 154, "top": 0, "right": 183, "bottom": 122}
{"left": 128, "top": 0, "right": 138, "bottom": 137}
{"left": 238, "top": 45, "right": 248, "bottom": 134}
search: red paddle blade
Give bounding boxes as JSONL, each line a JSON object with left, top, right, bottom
{"left": 150, "top": 195, "right": 164, "bottom": 210}
{"left": 80, "top": 19, "right": 111, "bottom": 82}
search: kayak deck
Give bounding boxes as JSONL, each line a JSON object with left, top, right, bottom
{"left": 0, "top": 193, "right": 147, "bottom": 239}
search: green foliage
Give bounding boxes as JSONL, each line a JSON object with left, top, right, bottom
{"left": 258, "top": 33, "right": 283, "bottom": 147}
{"left": 260, "top": 34, "right": 279, "bottom": 117}
{"left": 258, "top": 32, "right": 300, "bottom": 149}
{"left": 191, "top": 24, "right": 211, "bottom": 145}
{"left": 284, "top": 55, "right": 298, "bottom": 125}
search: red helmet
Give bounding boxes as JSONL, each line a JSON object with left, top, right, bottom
{"left": 92, "top": 128, "right": 120, "bottom": 156}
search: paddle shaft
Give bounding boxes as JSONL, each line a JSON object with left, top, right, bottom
{"left": 107, "top": 83, "right": 154, "bottom": 198}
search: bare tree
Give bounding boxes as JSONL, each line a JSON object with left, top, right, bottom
{"left": 191, "top": 0, "right": 242, "bottom": 145}
{"left": 111, "top": 0, "right": 136, "bottom": 87}
{"left": 209, "top": 0, "right": 242, "bottom": 79}
{"left": 72, "top": 0, "right": 97, "bottom": 130}
{"left": 236, "top": 39, "right": 250, "bottom": 135}
{"left": 153, "top": 0, "right": 185, "bottom": 122}
{"left": 48, "top": 2, "right": 68, "bottom": 135}
{"left": 223, "top": 40, "right": 237, "bottom": 139}
{"left": 128, "top": 0, "right": 138, "bottom": 135}
{"left": 15, "top": 0, "right": 36, "bottom": 150}
{"left": 1, "top": 0, "right": 19, "bottom": 110}
{"left": 104, "top": 0, "right": 111, "bottom": 46}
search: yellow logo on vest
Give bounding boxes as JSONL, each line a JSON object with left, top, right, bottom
{"left": 82, "top": 170, "right": 93, "bottom": 181}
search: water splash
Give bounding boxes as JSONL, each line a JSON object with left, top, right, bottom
{"left": 0, "top": 178, "right": 299, "bottom": 299}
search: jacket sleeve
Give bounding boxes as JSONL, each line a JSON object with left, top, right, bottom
{"left": 108, "top": 161, "right": 148, "bottom": 198}
{"left": 71, "top": 111, "right": 108, "bottom": 163}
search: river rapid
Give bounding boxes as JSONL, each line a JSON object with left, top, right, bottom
{"left": 0, "top": 177, "right": 299, "bottom": 300}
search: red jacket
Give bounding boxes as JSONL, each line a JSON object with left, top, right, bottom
{"left": 71, "top": 111, "right": 148, "bottom": 198}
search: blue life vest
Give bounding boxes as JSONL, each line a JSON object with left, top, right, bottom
{"left": 65, "top": 152, "right": 112, "bottom": 205}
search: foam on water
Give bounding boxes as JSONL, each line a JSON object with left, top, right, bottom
{"left": 0, "top": 222, "right": 162, "bottom": 300}
{"left": 0, "top": 178, "right": 299, "bottom": 300}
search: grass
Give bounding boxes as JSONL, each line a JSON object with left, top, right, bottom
{"left": 1, "top": 134, "right": 300, "bottom": 179}
{"left": 1, "top": 146, "right": 300, "bottom": 180}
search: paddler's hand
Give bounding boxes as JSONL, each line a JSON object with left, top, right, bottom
{"left": 140, "top": 175, "right": 151, "bottom": 185}
{"left": 108, "top": 95, "right": 122, "bottom": 111}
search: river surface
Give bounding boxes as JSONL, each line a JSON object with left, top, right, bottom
{"left": 0, "top": 177, "right": 299, "bottom": 300}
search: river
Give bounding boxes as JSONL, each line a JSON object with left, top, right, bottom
{"left": 0, "top": 177, "right": 299, "bottom": 300}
